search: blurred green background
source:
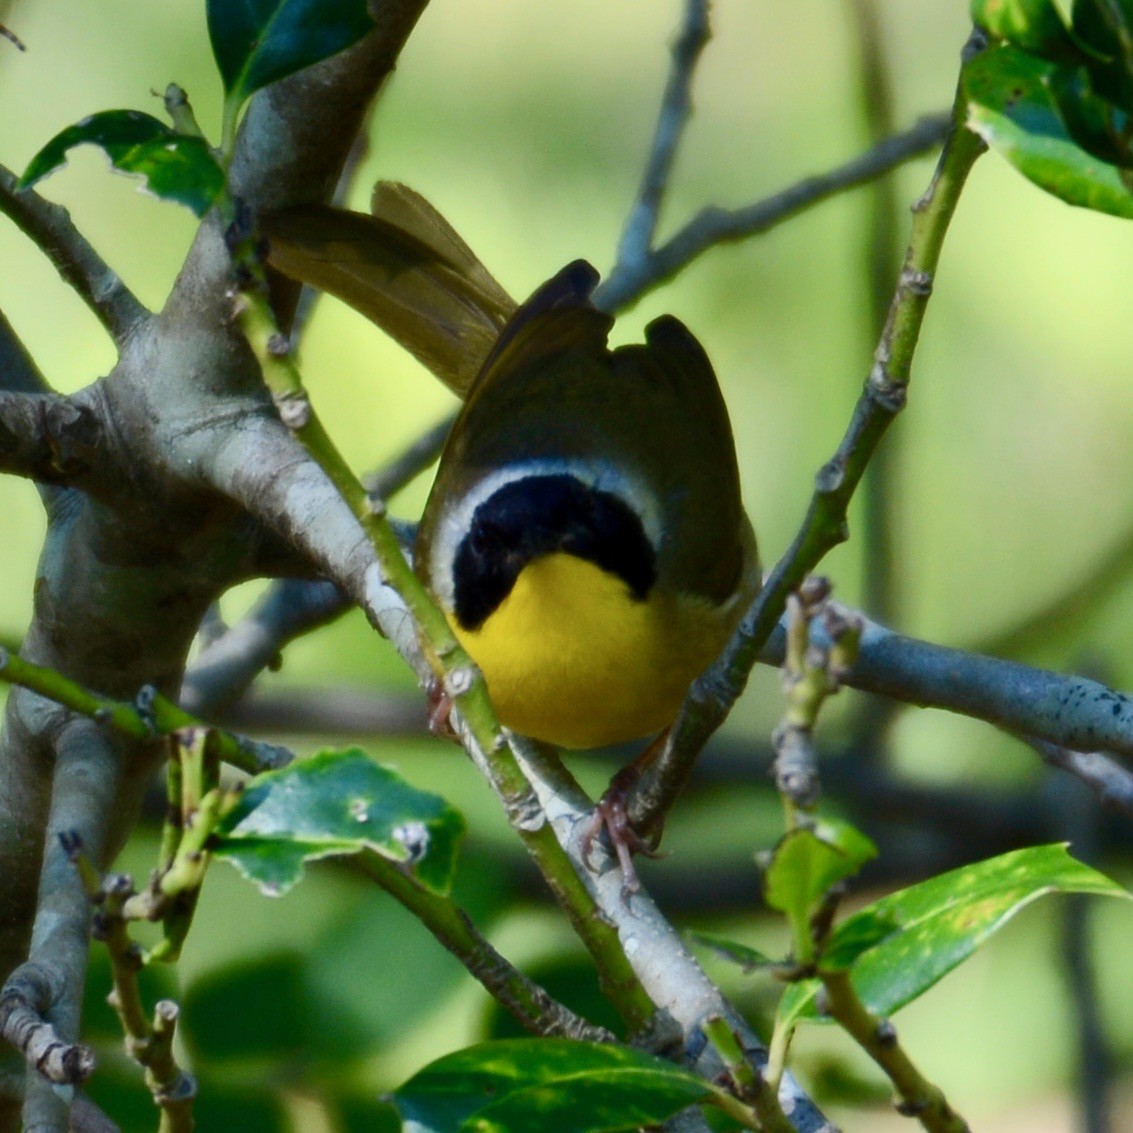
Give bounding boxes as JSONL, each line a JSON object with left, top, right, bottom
{"left": 2, "top": 1, "right": 1133, "bottom": 1130}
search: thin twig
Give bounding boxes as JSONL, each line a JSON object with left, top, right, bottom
{"left": 0, "top": 647, "right": 291, "bottom": 775}
{"left": 357, "top": 855, "right": 616, "bottom": 1043}
{"left": 0, "top": 165, "right": 146, "bottom": 345}
{"left": 0, "top": 22, "right": 25, "bottom": 51}
{"left": 1026, "top": 737, "right": 1133, "bottom": 815}
{"left": 595, "top": 111, "right": 952, "bottom": 312}
{"left": 628, "top": 75, "right": 985, "bottom": 833}
{"left": 610, "top": 0, "right": 711, "bottom": 279}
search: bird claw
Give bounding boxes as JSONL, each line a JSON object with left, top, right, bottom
{"left": 579, "top": 764, "right": 664, "bottom": 900}
{"left": 425, "top": 676, "right": 459, "bottom": 740}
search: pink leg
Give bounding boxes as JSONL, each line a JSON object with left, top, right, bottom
{"left": 579, "top": 730, "right": 669, "bottom": 897}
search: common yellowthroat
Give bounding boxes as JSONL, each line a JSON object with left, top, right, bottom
{"left": 414, "top": 259, "right": 759, "bottom": 752}
{"left": 265, "top": 186, "right": 759, "bottom": 878}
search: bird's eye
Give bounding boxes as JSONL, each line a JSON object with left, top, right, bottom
{"left": 469, "top": 517, "right": 503, "bottom": 555}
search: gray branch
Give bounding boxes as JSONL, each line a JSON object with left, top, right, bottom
{"left": 827, "top": 614, "right": 1133, "bottom": 762}
{"left": 610, "top": 0, "right": 711, "bottom": 279}
{"left": 596, "top": 111, "right": 951, "bottom": 312}
{"left": 0, "top": 391, "right": 105, "bottom": 487}
{"left": 0, "top": 166, "right": 145, "bottom": 345}
{"left": 0, "top": 964, "right": 92, "bottom": 1086}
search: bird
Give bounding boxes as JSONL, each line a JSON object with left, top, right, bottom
{"left": 264, "top": 187, "right": 759, "bottom": 887}
{"left": 413, "top": 261, "right": 760, "bottom": 885}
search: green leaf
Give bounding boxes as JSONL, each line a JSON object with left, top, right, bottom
{"left": 1048, "top": 62, "right": 1133, "bottom": 167}
{"left": 207, "top": 0, "right": 375, "bottom": 107}
{"left": 212, "top": 747, "right": 464, "bottom": 896}
{"left": 776, "top": 844, "right": 1129, "bottom": 1030}
{"left": 392, "top": 1039, "right": 720, "bottom": 1133}
{"left": 763, "top": 818, "right": 877, "bottom": 953}
{"left": 1072, "top": 0, "right": 1133, "bottom": 111}
{"left": 689, "top": 932, "right": 777, "bottom": 973}
{"left": 18, "top": 110, "right": 224, "bottom": 217}
{"left": 972, "top": 0, "right": 1078, "bottom": 59}
{"left": 965, "top": 44, "right": 1133, "bottom": 216}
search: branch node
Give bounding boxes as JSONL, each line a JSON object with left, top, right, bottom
{"left": 273, "top": 390, "right": 312, "bottom": 430}
{"left": 814, "top": 459, "right": 844, "bottom": 494}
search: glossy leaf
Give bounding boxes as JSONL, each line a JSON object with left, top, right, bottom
{"left": 212, "top": 747, "right": 464, "bottom": 896}
{"left": 207, "top": 0, "right": 374, "bottom": 107}
{"left": 971, "top": 0, "right": 1077, "bottom": 58}
{"left": 965, "top": 44, "right": 1133, "bottom": 216}
{"left": 776, "top": 844, "right": 1129, "bottom": 1030}
{"left": 763, "top": 818, "right": 877, "bottom": 951}
{"left": 392, "top": 1039, "right": 720, "bottom": 1133}
{"left": 1048, "top": 62, "right": 1133, "bottom": 167}
{"left": 18, "top": 110, "right": 223, "bottom": 216}
{"left": 1072, "top": 0, "right": 1133, "bottom": 111}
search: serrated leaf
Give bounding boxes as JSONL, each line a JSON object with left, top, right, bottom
{"left": 19, "top": 110, "right": 224, "bottom": 217}
{"left": 972, "top": 0, "right": 1078, "bottom": 59}
{"left": 207, "top": 0, "right": 374, "bottom": 107}
{"left": 964, "top": 44, "right": 1133, "bottom": 216}
{"left": 776, "top": 844, "right": 1129, "bottom": 1030}
{"left": 392, "top": 1039, "right": 719, "bottom": 1133}
{"left": 689, "top": 932, "right": 777, "bottom": 972}
{"left": 212, "top": 747, "right": 464, "bottom": 896}
{"left": 763, "top": 818, "right": 877, "bottom": 952}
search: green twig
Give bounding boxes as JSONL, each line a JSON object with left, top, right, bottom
{"left": 357, "top": 856, "right": 615, "bottom": 1043}
{"left": 850, "top": 0, "right": 903, "bottom": 638}
{"left": 0, "top": 647, "right": 290, "bottom": 774}
{"left": 232, "top": 219, "right": 661, "bottom": 1037}
{"left": 634, "top": 65, "right": 986, "bottom": 831}
{"left": 701, "top": 1015, "right": 794, "bottom": 1133}
{"left": 59, "top": 837, "right": 197, "bottom": 1130}
{"left": 161, "top": 84, "right": 206, "bottom": 141}
{"left": 820, "top": 969, "right": 970, "bottom": 1132}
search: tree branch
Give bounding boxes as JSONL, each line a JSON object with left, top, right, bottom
{"left": 0, "top": 391, "right": 105, "bottom": 486}
{"left": 628, "top": 70, "right": 985, "bottom": 833}
{"left": 827, "top": 616, "right": 1133, "bottom": 765}
{"left": 0, "top": 963, "right": 93, "bottom": 1086}
{"left": 610, "top": 0, "right": 711, "bottom": 281}
{"left": 0, "top": 308, "right": 49, "bottom": 395}
{"left": 182, "top": 416, "right": 450, "bottom": 717}
{"left": 595, "top": 111, "right": 952, "bottom": 312}
{"left": 511, "top": 738, "right": 833, "bottom": 1132}
{"left": 180, "top": 578, "right": 345, "bottom": 716}
{"left": 16, "top": 721, "right": 119, "bottom": 1133}
{"left": 0, "top": 166, "right": 146, "bottom": 345}
{"left": 1026, "top": 738, "right": 1133, "bottom": 814}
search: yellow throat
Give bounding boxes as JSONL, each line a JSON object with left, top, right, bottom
{"left": 451, "top": 551, "right": 721, "bottom": 750}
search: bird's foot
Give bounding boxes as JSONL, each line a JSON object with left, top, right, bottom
{"left": 425, "top": 676, "right": 459, "bottom": 740}
{"left": 579, "top": 762, "right": 664, "bottom": 899}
